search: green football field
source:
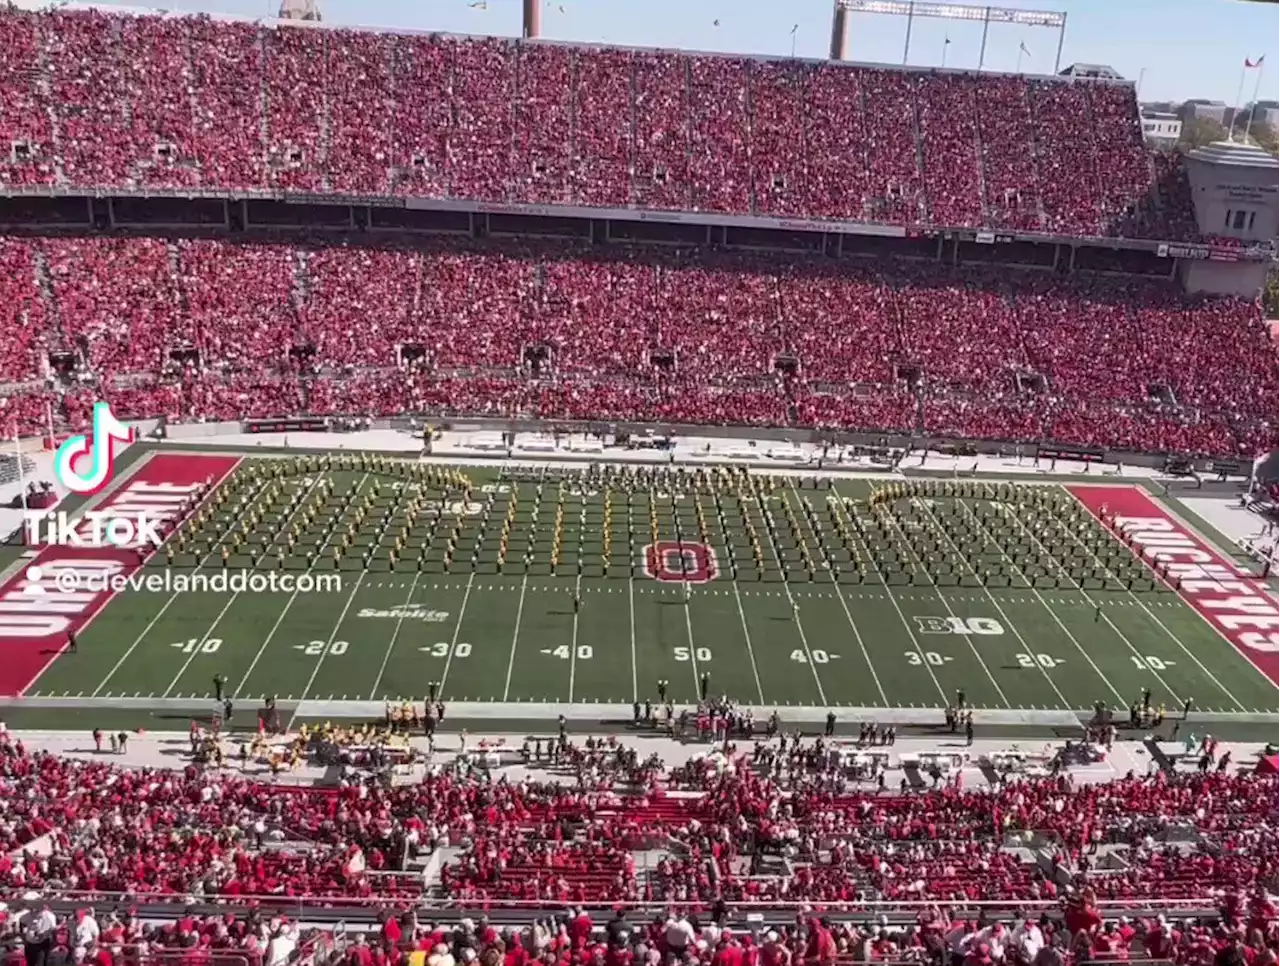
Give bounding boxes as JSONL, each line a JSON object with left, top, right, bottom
{"left": 23, "top": 456, "right": 1277, "bottom": 720}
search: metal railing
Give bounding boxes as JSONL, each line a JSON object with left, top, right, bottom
{"left": 9, "top": 888, "right": 1234, "bottom": 922}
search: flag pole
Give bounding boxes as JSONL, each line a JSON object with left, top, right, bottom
{"left": 14, "top": 436, "right": 25, "bottom": 504}
{"left": 1244, "top": 60, "right": 1266, "bottom": 144}
{"left": 902, "top": 0, "right": 915, "bottom": 65}
{"left": 978, "top": 6, "right": 990, "bottom": 70}
{"left": 1227, "top": 62, "right": 1249, "bottom": 142}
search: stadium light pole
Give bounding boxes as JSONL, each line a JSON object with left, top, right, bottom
{"left": 903, "top": 0, "right": 915, "bottom": 65}
{"left": 831, "top": 0, "right": 1067, "bottom": 72}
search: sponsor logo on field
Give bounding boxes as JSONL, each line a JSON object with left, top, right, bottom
{"left": 357, "top": 606, "right": 450, "bottom": 622}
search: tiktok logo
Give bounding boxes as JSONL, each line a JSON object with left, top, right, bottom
{"left": 53, "top": 402, "right": 135, "bottom": 496}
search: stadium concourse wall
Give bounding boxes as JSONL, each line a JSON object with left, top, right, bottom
{"left": 155, "top": 416, "right": 1254, "bottom": 477}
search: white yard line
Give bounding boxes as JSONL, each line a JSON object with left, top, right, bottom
{"left": 568, "top": 572, "right": 583, "bottom": 702}
{"left": 501, "top": 573, "right": 531, "bottom": 702}
{"left": 955, "top": 498, "right": 1125, "bottom": 707}
{"left": 834, "top": 494, "right": 948, "bottom": 705}
{"left": 680, "top": 583, "right": 704, "bottom": 698}
{"left": 879, "top": 502, "right": 1011, "bottom": 707}
{"left": 1003, "top": 504, "right": 1187, "bottom": 705}
{"left": 161, "top": 592, "right": 241, "bottom": 699}
{"left": 233, "top": 472, "right": 368, "bottom": 699}
{"left": 287, "top": 569, "right": 368, "bottom": 729}
{"left": 700, "top": 491, "right": 764, "bottom": 704}
{"left": 729, "top": 581, "right": 766, "bottom": 705}
{"left": 437, "top": 572, "right": 476, "bottom": 698}
{"left": 914, "top": 498, "right": 1074, "bottom": 710}
{"left": 1134, "top": 498, "right": 1280, "bottom": 682}
{"left": 160, "top": 475, "right": 328, "bottom": 699}
{"left": 92, "top": 474, "right": 262, "bottom": 698}
{"left": 749, "top": 489, "right": 826, "bottom": 705}
{"left": 627, "top": 574, "right": 638, "bottom": 703}
{"left": 16, "top": 451, "right": 169, "bottom": 698}
{"left": 367, "top": 570, "right": 423, "bottom": 700}
{"left": 658, "top": 496, "right": 701, "bottom": 697}
{"left": 1051, "top": 496, "right": 1247, "bottom": 711}
{"left": 231, "top": 556, "right": 327, "bottom": 698}
{"left": 787, "top": 480, "right": 886, "bottom": 706}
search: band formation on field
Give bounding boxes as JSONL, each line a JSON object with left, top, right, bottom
{"left": 164, "top": 455, "right": 1160, "bottom": 590}
{"left": 22, "top": 453, "right": 1276, "bottom": 717}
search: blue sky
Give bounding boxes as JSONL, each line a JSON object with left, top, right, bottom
{"left": 104, "top": 0, "right": 1278, "bottom": 105}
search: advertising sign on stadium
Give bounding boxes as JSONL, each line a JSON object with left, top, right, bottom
{"left": 246, "top": 417, "right": 330, "bottom": 433}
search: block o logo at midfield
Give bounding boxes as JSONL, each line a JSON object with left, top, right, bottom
{"left": 643, "top": 541, "right": 718, "bottom": 583}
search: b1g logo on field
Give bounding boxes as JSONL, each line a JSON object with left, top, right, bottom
{"left": 643, "top": 541, "right": 718, "bottom": 583}
{"left": 914, "top": 616, "right": 1005, "bottom": 636}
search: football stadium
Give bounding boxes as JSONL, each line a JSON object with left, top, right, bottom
{"left": 8, "top": 448, "right": 1279, "bottom": 721}
{"left": 0, "top": 0, "right": 1276, "bottom": 962}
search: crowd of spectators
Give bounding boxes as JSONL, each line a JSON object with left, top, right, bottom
{"left": 1, "top": 900, "right": 1279, "bottom": 966}
{"left": 0, "top": 6, "right": 1210, "bottom": 241}
{"left": 0, "top": 725, "right": 1275, "bottom": 911}
{"left": 0, "top": 8, "right": 1272, "bottom": 457}
{"left": 0, "top": 902, "right": 311, "bottom": 966}
{"left": 0, "top": 235, "right": 1270, "bottom": 458}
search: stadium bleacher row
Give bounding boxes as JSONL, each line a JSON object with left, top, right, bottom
{"left": 0, "top": 730, "right": 1275, "bottom": 909}
{"left": 2, "top": 899, "right": 1276, "bottom": 966}
{"left": 0, "top": 236, "right": 1271, "bottom": 458}
{"left": 0, "top": 7, "right": 1202, "bottom": 241}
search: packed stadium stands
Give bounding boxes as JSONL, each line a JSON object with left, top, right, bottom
{"left": 0, "top": 5, "right": 1275, "bottom": 962}
{"left": 0, "top": 235, "right": 1271, "bottom": 458}
{"left": 0, "top": 6, "right": 1207, "bottom": 241}
{"left": 0, "top": 727, "right": 1275, "bottom": 910}
{"left": 2, "top": 904, "right": 1279, "bottom": 966}
{"left": 0, "top": 6, "right": 1273, "bottom": 460}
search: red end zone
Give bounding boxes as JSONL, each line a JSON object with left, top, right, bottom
{"left": 0, "top": 453, "right": 240, "bottom": 696}
{"left": 1069, "top": 485, "right": 1278, "bottom": 686}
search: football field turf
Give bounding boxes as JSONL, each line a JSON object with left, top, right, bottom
{"left": 15, "top": 454, "right": 1277, "bottom": 720}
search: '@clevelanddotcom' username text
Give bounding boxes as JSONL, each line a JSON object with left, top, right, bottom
{"left": 23, "top": 565, "right": 344, "bottom": 596}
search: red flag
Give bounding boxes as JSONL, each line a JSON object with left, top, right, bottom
{"left": 1245, "top": 56, "right": 1265, "bottom": 68}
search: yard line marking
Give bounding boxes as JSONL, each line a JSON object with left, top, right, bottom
{"left": 502, "top": 574, "right": 531, "bottom": 701}
{"left": 161, "top": 591, "right": 241, "bottom": 699}
{"left": 921, "top": 499, "right": 1075, "bottom": 710}
{"left": 233, "top": 473, "right": 365, "bottom": 700}
{"left": 880, "top": 501, "right": 1009, "bottom": 707}
{"left": 729, "top": 579, "right": 766, "bottom": 704}
{"left": 1052, "top": 496, "right": 1246, "bottom": 711}
{"left": 367, "top": 569, "right": 423, "bottom": 700}
{"left": 627, "top": 575, "right": 638, "bottom": 703}
{"left": 161, "top": 475, "right": 331, "bottom": 699}
{"left": 568, "top": 572, "right": 584, "bottom": 702}
{"left": 747, "top": 488, "right": 824, "bottom": 704}
{"left": 680, "top": 584, "right": 703, "bottom": 697}
{"left": 1004, "top": 501, "right": 1190, "bottom": 708}
{"left": 786, "top": 480, "right": 885, "bottom": 706}
{"left": 438, "top": 572, "right": 476, "bottom": 698}
{"left": 92, "top": 472, "right": 267, "bottom": 698}
{"left": 699, "top": 492, "right": 763, "bottom": 703}
{"left": 952, "top": 498, "right": 1121, "bottom": 701}
{"left": 288, "top": 570, "right": 369, "bottom": 728}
